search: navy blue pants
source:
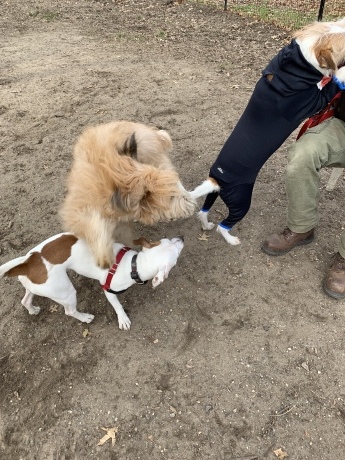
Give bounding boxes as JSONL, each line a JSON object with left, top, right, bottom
{"left": 202, "top": 77, "right": 319, "bottom": 229}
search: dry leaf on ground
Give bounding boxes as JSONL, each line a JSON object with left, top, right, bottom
{"left": 97, "top": 426, "right": 118, "bottom": 446}
{"left": 198, "top": 233, "right": 211, "bottom": 241}
{"left": 273, "top": 447, "right": 288, "bottom": 459}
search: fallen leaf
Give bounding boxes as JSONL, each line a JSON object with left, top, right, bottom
{"left": 49, "top": 305, "right": 58, "bottom": 313}
{"left": 198, "top": 232, "right": 210, "bottom": 241}
{"left": 97, "top": 426, "right": 118, "bottom": 446}
{"left": 82, "top": 328, "right": 91, "bottom": 337}
{"left": 273, "top": 447, "right": 288, "bottom": 459}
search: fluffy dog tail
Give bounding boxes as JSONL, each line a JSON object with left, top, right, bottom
{"left": 0, "top": 255, "right": 30, "bottom": 278}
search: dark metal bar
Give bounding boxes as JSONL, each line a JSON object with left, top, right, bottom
{"left": 318, "top": 0, "right": 326, "bottom": 21}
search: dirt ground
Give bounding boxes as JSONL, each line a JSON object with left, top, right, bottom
{"left": 1, "top": 1, "right": 345, "bottom": 459}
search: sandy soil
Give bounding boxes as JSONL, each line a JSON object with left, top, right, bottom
{"left": 1, "top": 1, "right": 345, "bottom": 459}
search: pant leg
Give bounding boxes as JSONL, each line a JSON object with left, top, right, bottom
{"left": 286, "top": 118, "right": 345, "bottom": 233}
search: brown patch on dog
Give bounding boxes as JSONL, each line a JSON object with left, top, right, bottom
{"left": 133, "top": 237, "right": 161, "bottom": 249}
{"left": 315, "top": 44, "right": 336, "bottom": 71}
{"left": 315, "top": 34, "right": 345, "bottom": 70}
{"left": 208, "top": 177, "right": 219, "bottom": 187}
{"left": 5, "top": 252, "right": 48, "bottom": 284}
{"left": 41, "top": 234, "right": 78, "bottom": 264}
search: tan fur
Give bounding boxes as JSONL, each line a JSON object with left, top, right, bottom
{"left": 293, "top": 18, "right": 345, "bottom": 73}
{"left": 60, "top": 121, "right": 196, "bottom": 268}
{"left": 133, "top": 237, "right": 161, "bottom": 249}
{"left": 314, "top": 34, "right": 345, "bottom": 70}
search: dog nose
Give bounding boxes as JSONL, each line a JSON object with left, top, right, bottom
{"left": 177, "top": 235, "right": 184, "bottom": 242}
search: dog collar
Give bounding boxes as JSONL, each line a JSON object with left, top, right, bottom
{"left": 101, "top": 247, "right": 147, "bottom": 295}
{"left": 131, "top": 254, "right": 147, "bottom": 285}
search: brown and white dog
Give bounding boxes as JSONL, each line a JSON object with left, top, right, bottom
{"left": 293, "top": 17, "right": 345, "bottom": 83}
{"left": 191, "top": 17, "right": 345, "bottom": 246}
{"left": 60, "top": 121, "right": 217, "bottom": 268}
{"left": 0, "top": 233, "right": 184, "bottom": 330}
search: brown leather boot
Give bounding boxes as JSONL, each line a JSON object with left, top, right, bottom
{"left": 261, "top": 227, "right": 315, "bottom": 255}
{"left": 323, "top": 253, "right": 345, "bottom": 299}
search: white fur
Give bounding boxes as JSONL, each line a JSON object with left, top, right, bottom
{"left": 0, "top": 234, "right": 184, "bottom": 330}
{"left": 335, "top": 66, "right": 345, "bottom": 84}
{"left": 295, "top": 37, "right": 327, "bottom": 75}
{"left": 189, "top": 179, "right": 220, "bottom": 199}
{"left": 216, "top": 225, "right": 241, "bottom": 246}
{"left": 197, "top": 211, "right": 240, "bottom": 245}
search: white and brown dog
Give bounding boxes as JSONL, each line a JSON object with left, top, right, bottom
{"left": 0, "top": 233, "right": 184, "bottom": 330}
{"left": 294, "top": 17, "right": 345, "bottom": 83}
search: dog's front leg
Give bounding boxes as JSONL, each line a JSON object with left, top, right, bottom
{"left": 53, "top": 288, "right": 95, "bottom": 323}
{"left": 104, "top": 291, "right": 131, "bottom": 330}
{"left": 189, "top": 178, "right": 220, "bottom": 199}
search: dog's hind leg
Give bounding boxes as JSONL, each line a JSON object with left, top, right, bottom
{"left": 104, "top": 291, "right": 131, "bottom": 330}
{"left": 21, "top": 288, "right": 40, "bottom": 315}
{"left": 216, "top": 225, "right": 241, "bottom": 245}
{"left": 197, "top": 210, "right": 215, "bottom": 230}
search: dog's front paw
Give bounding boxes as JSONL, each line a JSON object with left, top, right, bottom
{"left": 217, "top": 225, "right": 241, "bottom": 246}
{"left": 75, "top": 312, "right": 95, "bottom": 323}
{"left": 28, "top": 305, "right": 41, "bottom": 315}
{"left": 118, "top": 313, "right": 131, "bottom": 330}
{"left": 197, "top": 210, "right": 214, "bottom": 230}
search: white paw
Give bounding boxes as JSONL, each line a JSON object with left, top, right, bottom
{"left": 28, "top": 305, "right": 41, "bottom": 315}
{"left": 118, "top": 313, "right": 131, "bottom": 330}
{"left": 197, "top": 211, "right": 214, "bottom": 230}
{"left": 216, "top": 225, "right": 241, "bottom": 246}
{"left": 75, "top": 312, "right": 95, "bottom": 323}
{"left": 203, "top": 221, "right": 215, "bottom": 231}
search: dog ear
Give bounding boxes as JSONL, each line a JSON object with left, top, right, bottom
{"left": 152, "top": 263, "right": 175, "bottom": 288}
{"left": 133, "top": 237, "right": 161, "bottom": 249}
{"left": 119, "top": 133, "right": 137, "bottom": 158}
{"left": 111, "top": 189, "right": 135, "bottom": 212}
{"left": 316, "top": 47, "right": 337, "bottom": 71}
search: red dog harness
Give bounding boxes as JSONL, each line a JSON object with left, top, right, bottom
{"left": 101, "top": 247, "right": 147, "bottom": 295}
{"left": 297, "top": 91, "right": 342, "bottom": 140}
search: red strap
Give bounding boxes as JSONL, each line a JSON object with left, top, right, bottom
{"left": 297, "top": 91, "right": 342, "bottom": 140}
{"left": 101, "top": 247, "right": 131, "bottom": 291}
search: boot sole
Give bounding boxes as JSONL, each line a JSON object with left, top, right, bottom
{"left": 323, "top": 281, "right": 345, "bottom": 300}
{"left": 261, "top": 235, "right": 314, "bottom": 256}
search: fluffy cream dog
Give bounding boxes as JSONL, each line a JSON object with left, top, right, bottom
{"left": 60, "top": 121, "right": 216, "bottom": 268}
